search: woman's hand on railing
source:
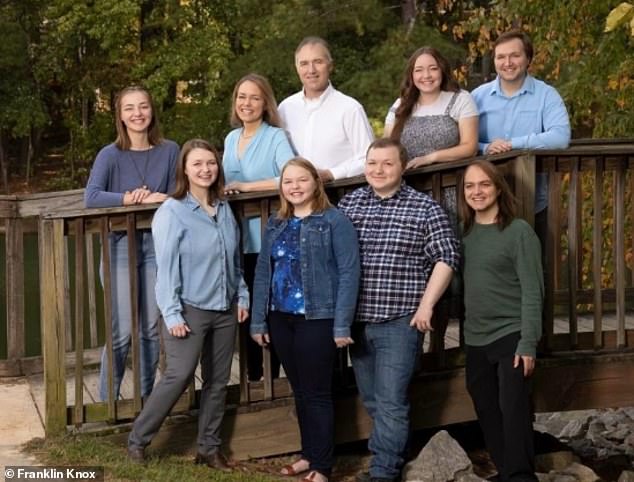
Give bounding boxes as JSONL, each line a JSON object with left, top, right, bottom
{"left": 123, "top": 187, "right": 152, "bottom": 205}
{"left": 224, "top": 181, "right": 243, "bottom": 196}
{"left": 169, "top": 322, "right": 191, "bottom": 338}
{"left": 141, "top": 192, "right": 168, "bottom": 204}
{"left": 237, "top": 306, "right": 249, "bottom": 323}
{"left": 251, "top": 333, "right": 270, "bottom": 347}
{"left": 334, "top": 337, "right": 354, "bottom": 348}
{"left": 407, "top": 154, "right": 436, "bottom": 169}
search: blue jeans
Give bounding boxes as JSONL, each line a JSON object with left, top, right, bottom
{"left": 350, "top": 315, "right": 422, "bottom": 480}
{"left": 99, "top": 232, "right": 160, "bottom": 401}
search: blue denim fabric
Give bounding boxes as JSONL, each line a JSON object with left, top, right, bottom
{"left": 350, "top": 315, "right": 422, "bottom": 479}
{"left": 251, "top": 207, "right": 360, "bottom": 338}
{"left": 99, "top": 231, "right": 160, "bottom": 401}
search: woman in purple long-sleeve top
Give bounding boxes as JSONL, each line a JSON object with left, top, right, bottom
{"left": 84, "top": 85, "right": 179, "bottom": 401}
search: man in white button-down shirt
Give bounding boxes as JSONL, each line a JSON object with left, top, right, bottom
{"left": 279, "top": 36, "right": 374, "bottom": 182}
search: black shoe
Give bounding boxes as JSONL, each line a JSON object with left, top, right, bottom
{"left": 127, "top": 447, "right": 146, "bottom": 464}
{"left": 194, "top": 452, "right": 232, "bottom": 472}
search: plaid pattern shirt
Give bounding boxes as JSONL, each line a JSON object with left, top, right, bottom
{"left": 338, "top": 182, "right": 460, "bottom": 323}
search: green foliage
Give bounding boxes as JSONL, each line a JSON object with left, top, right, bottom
{"left": 2, "top": 0, "right": 633, "bottom": 192}
{"left": 458, "top": 0, "right": 634, "bottom": 138}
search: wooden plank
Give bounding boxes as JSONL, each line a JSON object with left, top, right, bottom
{"left": 6, "top": 217, "right": 25, "bottom": 360}
{"left": 614, "top": 162, "right": 627, "bottom": 348}
{"left": 567, "top": 158, "right": 580, "bottom": 347}
{"left": 100, "top": 351, "right": 634, "bottom": 460}
{"left": 63, "top": 236, "right": 73, "bottom": 351}
{"left": 259, "top": 199, "right": 273, "bottom": 402}
{"left": 74, "top": 219, "right": 85, "bottom": 428}
{"left": 543, "top": 164, "right": 558, "bottom": 350}
{"left": 126, "top": 214, "right": 142, "bottom": 414}
{"left": 85, "top": 234, "right": 98, "bottom": 348}
{"left": 512, "top": 154, "right": 536, "bottom": 227}
{"left": 38, "top": 218, "right": 68, "bottom": 436}
{"left": 592, "top": 158, "right": 604, "bottom": 349}
{"left": 100, "top": 217, "right": 115, "bottom": 421}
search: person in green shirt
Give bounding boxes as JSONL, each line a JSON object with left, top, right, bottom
{"left": 459, "top": 160, "right": 543, "bottom": 482}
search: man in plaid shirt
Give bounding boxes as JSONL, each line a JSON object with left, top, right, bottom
{"left": 338, "top": 138, "right": 460, "bottom": 482}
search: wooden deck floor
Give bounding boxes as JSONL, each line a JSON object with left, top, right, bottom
{"left": 27, "top": 311, "right": 634, "bottom": 414}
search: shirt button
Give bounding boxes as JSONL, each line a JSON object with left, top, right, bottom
{"left": 301, "top": 238, "right": 306, "bottom": 242}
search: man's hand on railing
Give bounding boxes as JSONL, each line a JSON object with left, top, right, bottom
{"left": 485, "top": 139, "right": 513, "bottom": 155}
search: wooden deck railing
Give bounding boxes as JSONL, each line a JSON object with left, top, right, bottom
{"left": 1, "top": 140, "right": 633, "bottom": 442}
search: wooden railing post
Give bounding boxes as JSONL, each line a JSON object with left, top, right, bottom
{"left": 6, "top": 217, "right": 25, "bottom": 363}
{"left": 511, "top": 154, "right": 536, "bottom": 227}
{"left": 39, "top": 217, "right": 67, "bottom": 436}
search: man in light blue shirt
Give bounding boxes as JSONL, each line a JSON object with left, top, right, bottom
{"left": 472, "top": 30, "right": 570, "bottom": 214}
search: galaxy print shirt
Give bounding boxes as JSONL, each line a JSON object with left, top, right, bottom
{"left": 270, "top": 217, "right": 305, "bottom": 314}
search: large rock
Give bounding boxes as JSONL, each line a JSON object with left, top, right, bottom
{"left": 558, "top": 419, "right": 589, "bottom": 440}
{"left": 618, "top": 470, "right": 634, "bottom": 482}
{"left": 559, "top": 462, "right": 601, "bottom": 482}
{"left": 535, "top": 451, "right": 580, "bottom": 472}
{"left": 401, "top": 430, "right": 486, "bottom": 482}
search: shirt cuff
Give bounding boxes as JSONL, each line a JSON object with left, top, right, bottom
{"left": 163, "top": 312, "right": 186, "bottom": 329}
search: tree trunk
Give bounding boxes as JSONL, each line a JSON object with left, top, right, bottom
{"left": 401, "top": 0, "right": 418, "bottom": 33}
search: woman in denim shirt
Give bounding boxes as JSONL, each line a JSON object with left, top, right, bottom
{"left": 127, "top": 139, "right": 249, "bottom": 469}
{"left": 251, "top": 158, "right": 360, "bottom": 482}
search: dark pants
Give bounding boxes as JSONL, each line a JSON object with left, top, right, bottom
{"left": 268, "top": 311, "right": 336, "bottom": 477}
{"left": 128, "top": 305, "right": 236, "bottom": 456}
{"left": 244, "top": 253, "right": 280, "bottom": 381}
{"left": 466, "top": 332, "right": 537, "bottom": 482}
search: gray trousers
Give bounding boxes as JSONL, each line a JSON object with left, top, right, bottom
{"left": 128, "top": 304, "right": 237, "bottom": 456}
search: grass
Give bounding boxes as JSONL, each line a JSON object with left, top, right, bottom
{"left": 24, "top": 435, "right": 283, "bottom": 481}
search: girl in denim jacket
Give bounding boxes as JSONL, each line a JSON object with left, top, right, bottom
{"left": 251, "top": 158, "right": 360, "bottom": 482}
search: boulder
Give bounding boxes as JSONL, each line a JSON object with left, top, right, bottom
{"left": 535, "top": 451, "right": 580, "bottom": 472}
{"left": 618, "top": 471, "right": 634, "bottom": 482}
{"left": 402, "top": 430, "right": 486, "bottom": 482}
{"left": 559, "top": 462, "right": 601, "bottom": 482}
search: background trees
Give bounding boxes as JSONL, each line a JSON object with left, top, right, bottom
{"left": 0, "top": 0, "right": 632, "bottom": 193}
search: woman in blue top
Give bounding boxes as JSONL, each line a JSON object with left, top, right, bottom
{"left": 127, "top": 139, "right": 249, "bottom": 468}
{"left": 223, "top": 73, "right": 295, "bottom": 381}
{"left": 251, "top": 158, "right": 360, "bottom": 482}
{"left": 84, "top": 85, "right": 179, "bottom": 401}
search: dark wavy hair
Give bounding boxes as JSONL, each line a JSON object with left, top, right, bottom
{"left": 229, "top": 73, "right": 283, "bottom": 128}
{"left": 114, "top": 85, "right": 163, "bottom": 150}
{"left": 459, "top": 160, "right": 516, "bottom": 235}
{"left": 172, "top": 139, "right": 225, "bottom": 204}
{"left": 390, "top": 46, "right": 460, "bottom": 142}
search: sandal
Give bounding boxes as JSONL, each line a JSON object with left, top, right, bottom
{"left": 280, "top": 458, "right": 310, "bottom": 476}
{"left": 302, "top": 470, "right": 329, "bottom": 482}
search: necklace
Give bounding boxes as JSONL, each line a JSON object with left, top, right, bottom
{"left": 240, "top": 129, "right": 256, "bottom": 139}
{"left": 128, "top": 147, "right": 152, "bottom": 190}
